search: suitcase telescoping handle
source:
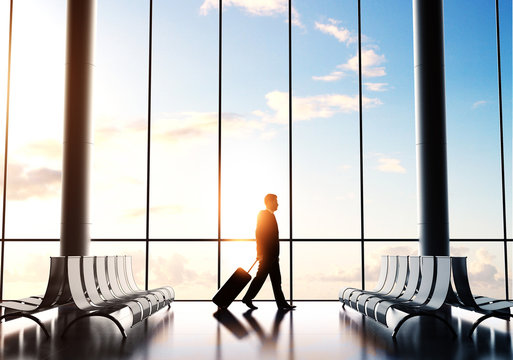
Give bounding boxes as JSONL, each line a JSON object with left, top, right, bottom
{"left": 248, "top": 260, "right": 258, "bottom": 273}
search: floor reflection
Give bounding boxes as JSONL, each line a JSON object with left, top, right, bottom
{"left": 339, "top": 304, "right": 513, "bottom": 360}
{"left": 214, "top": 306, "right": 294, "bottom": 360}
{"left": 1, "top": 302, "right": 512, "bottom": 360}
{"left": 0, "top": 304, "right": 174, "bottom": 360}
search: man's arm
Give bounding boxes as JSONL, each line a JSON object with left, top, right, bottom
{"left": 255, "top": 211, "right": 268, "bottom": 261}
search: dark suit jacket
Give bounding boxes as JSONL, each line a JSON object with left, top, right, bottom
{"left": 256, "top": 210, "right": 280, "bottom": 260}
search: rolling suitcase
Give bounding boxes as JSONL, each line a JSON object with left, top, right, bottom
{"left": 212, "top": 260, "right": 258, "bottom": 309}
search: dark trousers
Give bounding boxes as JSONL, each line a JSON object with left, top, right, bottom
{"left": 243, "top": 258, "right": 287, "bottom": 306}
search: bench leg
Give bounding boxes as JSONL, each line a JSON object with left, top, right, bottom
{"left": 468, "top": 313, "right": 513, "bottom": 338}
{"left": 391, "top": 313, "right": 456, "bottom": 340}
{"left": 0, "top": 313, "right": 50, "bottom": 339}
{"left": 61, "top": 313, "right": 128, "bottom": 339}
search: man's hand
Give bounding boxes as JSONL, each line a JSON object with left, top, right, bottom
{"left": 256, "top": 255, "right": 262, "bottom": 261}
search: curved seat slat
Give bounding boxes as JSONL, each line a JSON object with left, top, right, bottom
{"left": 357, "top": 256, "right": 408, "bottom": 313}
{"left": 0, "top": 256, "right": 71, "bottom": 337}
{"left": 348, "top": 256, "right": 399, "bottom": 309}
{"left": 339, "top": 256, "right": 388, "bottom": 303}
{"left": 365, "top": 256, "right": 420, "bottom": 319}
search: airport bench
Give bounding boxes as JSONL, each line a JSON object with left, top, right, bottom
{"left": 62, "top": 255, "right": 174, "bottom": 338}
{"left": 0, "top": 256, "right": 72, "bottom": 338}
{"left": 448, "top": 256, "right": 513, "bottom": 337}
{"left": 339, "top": 255, "right": 456, "bottom": 339}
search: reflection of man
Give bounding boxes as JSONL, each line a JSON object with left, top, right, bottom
{"left": 242, "top": 194, "right": 295, "bottom": 310}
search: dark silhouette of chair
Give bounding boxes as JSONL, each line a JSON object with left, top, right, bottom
{"left": 340, "top": 256, "right": 456, "bottom": 339}
{"left": 375, "top": 256, "right": 455, "bottom": 338}
{"left": 339, "top": 255, "right": 388, "bottom": 305}
{"left": 450, "top": 256, "right": 513, "bottom": 337}
{"left": 0, "top": 256, "right": 72, "bottom": 338}
{"left": 0, "top": 256, "right": 71, "bottom": 338}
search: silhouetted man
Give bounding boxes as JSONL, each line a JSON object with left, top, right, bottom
{"left": 242, "top": 194, "right": 295, "bottom": 310}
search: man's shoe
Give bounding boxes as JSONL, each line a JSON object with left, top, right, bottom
{"left": 242, "top": 299, "right": 258, "bottom": 310}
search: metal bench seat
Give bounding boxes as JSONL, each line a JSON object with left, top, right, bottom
{"left": 365, "top": 256, "right": 421, "bottom": 319}
{"left": 347, "top": 256, "right": 399, "bottom": 309}
{"left": 62, "top": 255, "right": 174, "bottom": 338}
{"left": 340, "top": 255, "right": 456, "bottom": 339}
{"left": 99, "top": 256, "right": 162, "bottom": 314}
{"left": 450, "top": 256, "right": 513, "bottom": 337}
{"left": 356, "top": 256, "right": 409, "bottom": 313}
{"left": 375, "top": 256, "right": 455, "bottom": 338}
{"left": 116, "top": 256, "right": 174, "bottom": 304}
{"left": 0, "top": 257, "right": 72, "bottom": 338}
{"left": 339, "top": 255, "right": 389, "bottom": 304}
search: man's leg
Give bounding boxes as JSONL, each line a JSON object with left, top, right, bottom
{"left": 242, "top": 261, "right": 270, "bottom": 305}
{"left": 268, "top": 260, "right": 287, "bottom": 306}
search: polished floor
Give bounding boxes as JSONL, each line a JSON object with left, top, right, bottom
{"left": 1, "top": 301, "right": 513, "bottom": 360}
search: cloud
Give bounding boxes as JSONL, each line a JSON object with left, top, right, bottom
{"left": 315, "top": 19, "right": 356, "bottom": 44}
{"left": 364, "top": 82, "right": 388, "bottom": 92}
{"left": 257, "top": 90, "right": 382, "bottom": 124}
{"left": 149, "top": 111, "right": 264, "bottom": 144}
{"left": 4, "top": 252, "right": 53, "bottom": 282}
{"left": 5, "top": 163, "right": 61, "bottom": 200}
{"left": 200, "top": 0, "right": 303, "bottom": 27}
{"left": 339, "top": 48, "right": 386, "bottom": 77}
{"left": 376, "top": 158, "right": 406, "bottom": 173}
{"left": 124, "top": 205, "right": 185, "bottom": 219}
{"left": 19, "top": 140, "right": 62, "bottom": 159}
{"left": 313, "top": 48, "right": 386, "bottom": 83}
{"left": 150, "top": 252, "right": 216, "bottom": 289}
{"left": 472, "top": 100, "right": 487, "bottom": 109}
{"left": 450, "top": 246, "right": 505, "bottom": 297}
{"left": 312, "top": 71, "right": 344, "bottom": 82}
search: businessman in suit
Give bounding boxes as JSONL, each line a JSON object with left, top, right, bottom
{"left": 242, "top": 194, "right": 296, "bottom": 310}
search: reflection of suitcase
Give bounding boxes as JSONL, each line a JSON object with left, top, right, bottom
{"left": 212, "top": 260, "right": 258, "bottom": 309}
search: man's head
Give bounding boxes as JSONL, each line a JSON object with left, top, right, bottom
{"left": 264, "top": 193, "right": 278, "bottom": 212}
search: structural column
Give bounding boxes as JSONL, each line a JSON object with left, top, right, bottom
{"left": 60, "top": 0, "right": 96, "bottom": 256}
{"left": 413, "top": 0, "right": 450, "bottom": 256}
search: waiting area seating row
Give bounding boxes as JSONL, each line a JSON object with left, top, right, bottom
{"left": 339, "top": 255, "right": 513, "bottom": 338}
{"left": 0, "top": 255, "right": 174, "bottom": 339}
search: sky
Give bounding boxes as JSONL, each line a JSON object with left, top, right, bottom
{"left": 0, "top": 0, "right": 511, "bottom": 300}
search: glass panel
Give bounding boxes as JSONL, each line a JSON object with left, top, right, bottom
{"left": 364, "top": 241, "right": 417, "bottom": 290}
{"left": 150, "top": 0, "right": 218, "bottom": 238}
{"left": 499, "top": 0, "right": 512, "bottom": 239}
{"left": 149, "top": 241, "right": 217, "bottom": 300}
{"left": 5, "top": 0, "right": 65, "bottom": 238}
{"left": 362, "top": 0, "right": 416, "bottom": 239}
{"left": 445, "top": 1, "right": 503, "bottom": 238}
{"left": 294, "top": 241, "right": 360, "bottom": 299}
{"left": 508, "top": 242, "right": 512, "bottom": 299}
{"left": 221, "top": 241, "right": 290, "bottom": 301}
{"left": 91, "top": 1, "right": 149, "bottom": 238}
{"left": 3, "top": 241, "right": 59, "bottom": 299}
{"left": 90, "top": 241, "right": 146, "bottom": 288}
{"left": 221, "top": 0, "right": 289, "bottom": 239}
{"left": 292, "top": 0, "right": 360, "bottom": 239}
{"left": 451, "top": 242, "right": 506, "bottom": 299}
{"left": 0, "top": 0, "right": 9, "bottom": 233}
